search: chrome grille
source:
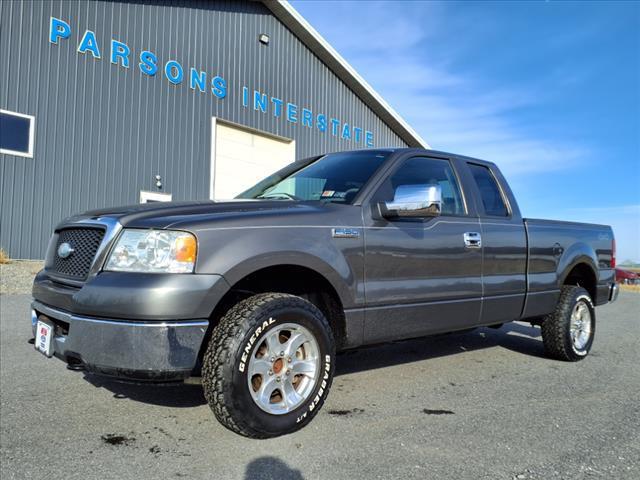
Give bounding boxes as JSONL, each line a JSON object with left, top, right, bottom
{"left": 50, "top": 228, "right": 106, "bottom": 280}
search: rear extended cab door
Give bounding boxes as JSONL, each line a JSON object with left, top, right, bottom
{"left": 360, "top": 152, "right": 484, "bottom": 343}
{"left": 463, "top": 161, "right": 528, "bottom": 324}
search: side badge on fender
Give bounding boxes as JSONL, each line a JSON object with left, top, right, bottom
{"left": 331, "top": 228, "right": 360, "bottom": 239}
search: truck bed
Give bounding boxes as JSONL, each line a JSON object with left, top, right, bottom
{"left": 523, "top": 218, "right": 615, "bottom": 318}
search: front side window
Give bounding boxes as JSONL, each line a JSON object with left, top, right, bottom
{"left": 0, "top": 110, "right": 35, "bottom": 157}
{"left": 373, "top": 157, "right": 465, "bottom": 216}
{"left": 239, "top": 150, "right": 391, "bottom": 204}
{"left": 467, "top": 163, "right": 509, "bottom": 216}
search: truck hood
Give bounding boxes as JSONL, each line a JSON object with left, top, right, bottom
{"left": 65, "top": 199, "right": 340, "bottom": 230}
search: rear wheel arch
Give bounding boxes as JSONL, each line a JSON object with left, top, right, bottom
{"left": 560, "top": 260, "right": 598, "bottom": 302}
{"left": 557, "top": 241, "right": 598, "bottom": 298}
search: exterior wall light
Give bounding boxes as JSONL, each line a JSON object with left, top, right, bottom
{"left": 259, "top": 33, "right": 270, "bottom": 45}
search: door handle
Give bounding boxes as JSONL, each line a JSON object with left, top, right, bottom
{"left": 464, "top": 232, "right": 482, "bottom": 248}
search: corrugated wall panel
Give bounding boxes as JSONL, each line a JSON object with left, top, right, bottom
{"left": 1, "top": 0, "right": 409, "bottom": 258}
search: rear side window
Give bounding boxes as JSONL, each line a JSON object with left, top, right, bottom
{"left": 468, "top": 163, "right": 509, "bottom": 216}
{"left": 374, "top": 157, "right": 465, "bottom": 216}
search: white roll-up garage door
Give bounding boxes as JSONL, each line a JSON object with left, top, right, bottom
{"left": 211, "top": 119, "right": 295, "bottom": 200}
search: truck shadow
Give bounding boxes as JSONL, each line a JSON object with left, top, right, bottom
{"left": 82, "top": 322, "right": 543, "bottom": 408}
{"left": 83, "top": 375, "right": 208, "bottom": 407}
{"left": 335, "top": 322, "right": 544, "bottom": 376}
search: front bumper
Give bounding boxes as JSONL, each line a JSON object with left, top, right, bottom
{"left": 32, "top": 270, "right": 230, "bottom": 320}
{"left": 32, "top": 301, "right": 208, "bottom": 381}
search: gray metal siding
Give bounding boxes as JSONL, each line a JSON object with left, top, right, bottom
{"left": 0, "top": 0, "right": 408, "bottom": 259}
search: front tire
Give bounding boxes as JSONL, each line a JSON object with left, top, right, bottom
{"left": 541, "top": 286, "right": 595, "bottom": 361}
{"left": 202, "top": 293, "right": 335, "bottom": 438}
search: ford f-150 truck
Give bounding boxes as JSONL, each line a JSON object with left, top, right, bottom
{"left": 31, "top": 148, "right": 618, "bottom": 438}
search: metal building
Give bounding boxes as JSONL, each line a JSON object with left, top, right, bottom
{"left": 0, "top": 0, "right": 426, "bottom": 259}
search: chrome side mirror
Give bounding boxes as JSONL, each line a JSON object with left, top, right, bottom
{"left": 379, "top": 184, "right": 442, "bottom": 218}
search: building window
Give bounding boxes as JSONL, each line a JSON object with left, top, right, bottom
{"left": 140, "top": 191, "right": 172, "bottom": 203}
{"left": 0, "top": 109, "right": 35, "bottom": 158}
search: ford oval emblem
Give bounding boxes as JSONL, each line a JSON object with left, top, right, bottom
{"left": 57, "top": 242, "right": 75, "bottom": 259}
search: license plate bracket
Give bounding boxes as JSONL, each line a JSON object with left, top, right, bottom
{"left": 35, "top": 319, "right": 54, "bottom": 357}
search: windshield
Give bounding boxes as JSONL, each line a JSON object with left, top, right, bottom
{"left": 237, "top": 151, "right": 391, "bottom": 204}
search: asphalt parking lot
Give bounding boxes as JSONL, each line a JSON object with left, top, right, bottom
{"left": 1, "top": 292, "right": 639, "bottom": 480}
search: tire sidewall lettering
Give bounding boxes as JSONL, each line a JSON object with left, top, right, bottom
{"left": 297, "top": 354, "right": 331, "bottom": 423}
{"left": 238, "top": 316, "right": 276, "bottom": 373}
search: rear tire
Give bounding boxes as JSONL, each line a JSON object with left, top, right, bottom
{"left": 541, "top": 286, "right": 595, "bottom": 361}
{"left": 202, "top": 293, "right": 335, "bottom": 438}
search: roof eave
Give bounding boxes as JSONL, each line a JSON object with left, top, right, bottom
{"left": 261, "top": 0, "right": 429, "bottom": 149}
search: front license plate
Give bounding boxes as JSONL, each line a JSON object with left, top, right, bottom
{"left": 35, "top": 320, "right": 54, "bottom": 357}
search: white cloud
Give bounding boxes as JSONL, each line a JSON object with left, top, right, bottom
{"left": 295, "top": 1, "right": 593, "bottom": 178}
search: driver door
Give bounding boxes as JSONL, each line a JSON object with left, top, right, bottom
{"left": 362, "top": 155, "right": 483, "bottom": 343}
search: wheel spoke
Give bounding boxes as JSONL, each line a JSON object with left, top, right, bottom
{"left": 290, "top": 359, "right": 316, "bottom": 377}
{"left": 265, "top": 331, "right": 282, "bottom": 356}
{"left": 282, "top": 380, "right": 303, "bottom": 409}
{"left": 250, "top": 358, "right": 272, "bottom": 377}
{"left": 284, "top": 331, "right": 307, "bottom": 357}
{"left": 257, "top": 377, "right": 278, "bottom": 406}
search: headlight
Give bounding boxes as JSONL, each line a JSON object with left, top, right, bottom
{"left": 105, "top": 229, "right": 197, "bottom": 273}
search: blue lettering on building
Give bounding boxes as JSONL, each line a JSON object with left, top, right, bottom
{"left": 77, "top": 30, "right": 100, "bottom": 58}
{"left": 271, "top": 98, "right": 283, "bottom": 117}
{"left": 47, "top": 16, "right": 376, "bottom": 146}
{"left": 49, "top": 17, "right": 71, "bottom": 44}
{"left": 317, "top": 114, "right": 327, "bottom": 133}
{"left": 365, "top": 131, "right": 374, "bottom": 147}
{"left": 110, "top": 40, "right": 130, "bottom": 68}
{"left": 287, "top": 103, "right": 298, "bottom": 123}
{"left": 341, "top": 123, "right": 351, "bottom": 140}
{"left": 190, "top": 69, "right": 207, "bottom": 92}
{"left": 139, "top": 51, "right": 157, "bottom": 76}
{"left": 254, "top": 91, "right": 268, "bottom": 113}
{"left": 302, "top": 109, "right": 313, "bottom": 128}
{"left": 49, "top": 16, "right": 225, "bottom": 101}
{"left": 330, "top": 118, "right": 340, "bottom": 136}
{"left": 165, "top": 60, "right": 183, "bottom": 84}
{"left": 242, "top": 87, "right": 249, "bottom": 107}
{"left": 239, "top": 89, "right": 375, "bottom": 146}
{"left": 211, "top": 76, "right": 226, "bottom": 99}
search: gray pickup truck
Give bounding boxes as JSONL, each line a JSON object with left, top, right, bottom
{"left": 31, "top": 148, "right": 618, "bottom": 438}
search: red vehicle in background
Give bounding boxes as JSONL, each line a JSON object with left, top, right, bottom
{"left": 615, "top": 268, "right": 639, "bottom": 284}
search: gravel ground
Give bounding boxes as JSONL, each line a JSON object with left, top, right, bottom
{"left": 0, "top": 261, "right": 43, "bottom": 295}
{"left": 1, "top": 290, "right": 639, "bottom": 480}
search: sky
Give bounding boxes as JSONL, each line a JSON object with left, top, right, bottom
{"left": 292, "top": 0, "right": 640, "bottom": 263}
